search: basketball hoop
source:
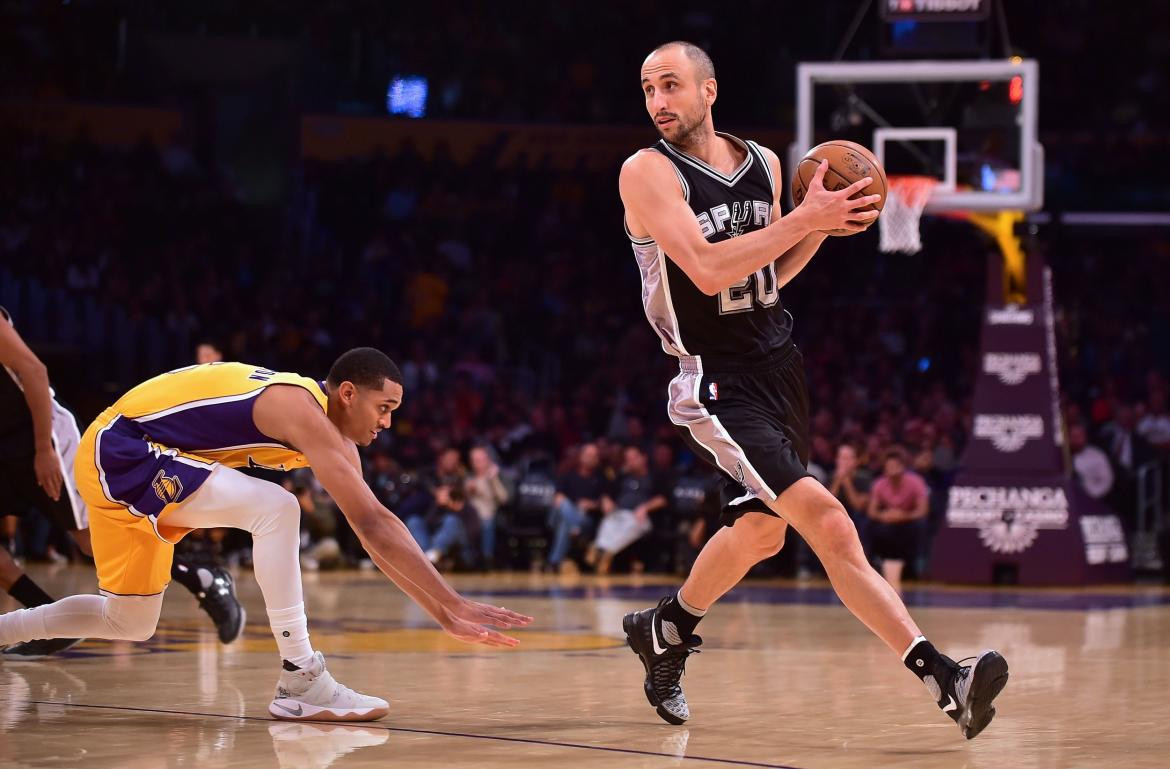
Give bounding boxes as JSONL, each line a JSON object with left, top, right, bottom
{"left": 879, "top": 175, "right": 938, "bottom": 254}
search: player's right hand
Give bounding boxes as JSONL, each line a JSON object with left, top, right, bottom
{"left": 34, "top": 447, "right": 63, "bottom": 502}
{"left": 438, "top": 598, "right": 534, "bottom": 648}
{"left": 798, "top": 159, "right": 882, "bottom": 233}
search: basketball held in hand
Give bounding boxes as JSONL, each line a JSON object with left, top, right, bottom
{"left": 791, "top": 141, "right": 887, "bottom": 236}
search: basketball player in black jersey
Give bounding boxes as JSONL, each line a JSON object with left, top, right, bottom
{"left": 0, "top": 307, "right": 244, "bottom": 658}
{"left": 619, "top": 42, "right": 1008, "bottom": 740}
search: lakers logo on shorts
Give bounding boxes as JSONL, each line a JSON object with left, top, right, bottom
{"left": 152, "top": 469, "right": 184, "bottom": 504}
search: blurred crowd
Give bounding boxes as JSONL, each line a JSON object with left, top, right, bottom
{"left": 3, "top": 1, "right": 1168, "bottom": 211}
{"left": 2, "top": 0, "right": 1169, "bottom": 579}
{"left": 2, "top": 128, "right": 1168, "bottom": 580}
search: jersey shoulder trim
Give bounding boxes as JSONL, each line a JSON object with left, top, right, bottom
{"left": 745, "top": 140, "right": 776, "bottom": 199}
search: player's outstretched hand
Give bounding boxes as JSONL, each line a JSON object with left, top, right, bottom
{"left": 799, "top": 159, "right": 882, "bottom": 233}
{"left": 439, "top": 598, "right": 534, "bottom": 648}
{"left": 34, "top": 447, "right": 63, "bottom": 501}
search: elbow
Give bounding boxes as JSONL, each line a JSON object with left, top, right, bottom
{"left": 349, "top": 504, "right": 392, "bottom": 540}
{"left": 697, "top": 280, "right": 722, "bottom": 297}
{"left": 692, "top": 267, "right": 722, "bottom": 296}
{"left": 675, "top": 246, "right": 721, "bottom": 295}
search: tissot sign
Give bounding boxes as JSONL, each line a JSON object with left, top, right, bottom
{"left": 881, "top": 0, "right": 990, "bottom": 21}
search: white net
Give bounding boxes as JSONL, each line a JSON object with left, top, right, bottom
{"left": 878, "top": 176, "right": 937, "bottom": 255}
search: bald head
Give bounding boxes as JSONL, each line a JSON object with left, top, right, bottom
{"left": 648, "top": 41, "right": 715, "bottom": 83}
{"left": 641, "top": 41, "right": 717, "bottom": 146}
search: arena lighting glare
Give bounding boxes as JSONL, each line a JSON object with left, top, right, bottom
{"left": 386, "top": 76, "right": 428, "bottom": 118}
{"left": 1009, "top": 75, "right": 1023, "bottom": 105}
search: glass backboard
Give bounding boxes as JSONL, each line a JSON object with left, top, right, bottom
{"left": 790, "top": 59, "right": 1042, "bottom": 213}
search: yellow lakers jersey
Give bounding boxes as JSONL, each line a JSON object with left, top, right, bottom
{"left": 97, "top": 362, "right": 328, "bottom": 471}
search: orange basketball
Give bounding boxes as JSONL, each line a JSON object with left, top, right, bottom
{"left": 790, "top": 140, "right": 887, "bottom": 236}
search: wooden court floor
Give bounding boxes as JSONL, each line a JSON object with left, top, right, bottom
{"left": 2, "top": 565, "right": 1168, "bottom": 768}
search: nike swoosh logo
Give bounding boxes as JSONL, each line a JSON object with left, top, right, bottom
{"left": 273, "top": 702, "right": 303, "bottom": 717}
{"left": 651, "top": 626, "right": 668, "bottom": 656}
{"left": 942, "top": 695, "right": 958, "bottom": 713}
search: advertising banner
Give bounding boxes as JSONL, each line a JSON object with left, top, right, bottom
{"left": 932, "top": 252, "right": 1131, "bottom": 584}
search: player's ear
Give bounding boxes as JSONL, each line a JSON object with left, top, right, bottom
{"left": 704, "top": 78, "right": 717, "bottom": 108}
{"left": 337, "top": 381, "right": 358, "bottom": 404}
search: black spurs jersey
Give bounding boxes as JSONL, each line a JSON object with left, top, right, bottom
{"left": 627, "top": 132, "right": 793, "bottom": 371}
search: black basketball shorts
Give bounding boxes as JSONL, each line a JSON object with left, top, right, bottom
{"left": 668, "top": 343, "right": 811, "bottom": 528}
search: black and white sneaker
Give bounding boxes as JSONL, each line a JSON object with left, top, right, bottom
{"left": 622, "top": 597, "right": 702, "bottom": 725}
{"left": 194, "top": 565, "right": 246, "bottom": 644}
{"left": 1, "top": 637, "right": 85, "bottom": 661}
{"left": 936, "top": 650, "right": 1010, "bottom": 739}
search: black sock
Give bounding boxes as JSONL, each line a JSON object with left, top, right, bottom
{"left": 7, "top": 574, "right": 55, "bottom": 608}
{"left": 656, "top": 591, "right": 706, "bottom": 645}
{"left": 171, "top": 558, "right": 213, "bottom": 596}
{"left": 903, "top": 637, "right": 957, "bottom": 701}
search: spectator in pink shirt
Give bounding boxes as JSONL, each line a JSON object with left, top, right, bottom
{"left": 866, "top": 448, "right": 929, "bottom": 593}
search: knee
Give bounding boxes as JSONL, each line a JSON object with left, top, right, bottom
{"left": 808, "top": 505, "right": 862, "bottom": 560}
{"left": 733, "top": 514, "right": 788, "bottom": 560}
{"left": 105, "top": 596, "right": 162, "bottom": 642}
{"left": 272, "top": 486, "right": 301, "bottom": 517}
{"left": 256, "top": 486, "right": 301, "bottom": 534}
{"left": 757, "top": 521, "right": 787, "bottom": 559}
{"left": 121, "top": 624, "right": 157, "bottom": 643}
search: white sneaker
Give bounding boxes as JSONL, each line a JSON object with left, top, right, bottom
{"left": 269, "top": 652, "right": 389, "bottom": 722}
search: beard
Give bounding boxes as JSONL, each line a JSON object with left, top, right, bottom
{"left": 655, "top": 105, "right": 708, "bottom": 149}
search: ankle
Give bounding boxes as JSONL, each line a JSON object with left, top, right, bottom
{"left": 657, "top": 592, "right": 705, "bottom": 643}
{"left": 903, "top": 637, "right": 958, "bottom": 693}
{"left": 676, "top": 591, "right": 707, "bottom": 616}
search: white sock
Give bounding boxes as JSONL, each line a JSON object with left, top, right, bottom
{"left": 267, "top": 603, "right": 314, "bottom": 668}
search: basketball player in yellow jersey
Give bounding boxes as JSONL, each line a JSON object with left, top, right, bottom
{"left": 0, "top": 348, "right": 533, "bottom": 721}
